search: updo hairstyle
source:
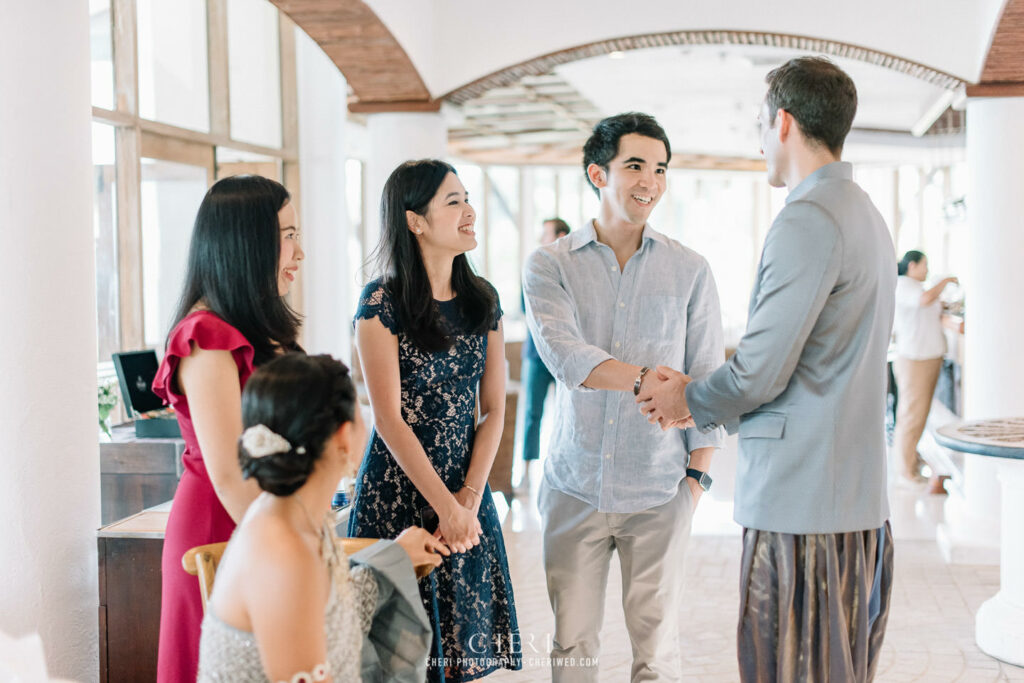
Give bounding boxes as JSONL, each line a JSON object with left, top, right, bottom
{"left": 238, "top": 353, "right": 357, "bottom": 496}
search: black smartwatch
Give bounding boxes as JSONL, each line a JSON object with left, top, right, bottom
{"left": 686, "top": 468, "right": 712, "bottom": 492}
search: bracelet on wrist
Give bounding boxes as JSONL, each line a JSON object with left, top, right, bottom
{"left": 633, "top": 366, "right": 650, "bottom": 396}
{"left": 462, "top": 483, "right": 481, "bottom": 499}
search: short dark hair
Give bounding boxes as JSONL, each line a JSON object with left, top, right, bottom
{"left": 239, "top": 353, "right": 357, "bottom": 496}
{"left": 898, "top": 250, "right": 926, "bottom": 276}
{"left": 170, "top": 175, "right": 301, "bottom": 366}
{"left": 544, "top": 218, "right": 571, "bottom": 237}
{"left": 765, "top": 57, "right": 857, "bottom": 155}
{"left": 582, "top": 112, "right": 671, "bottom": 196}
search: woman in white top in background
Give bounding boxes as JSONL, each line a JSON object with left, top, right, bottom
{"left": 893, "top": 250, "right": 958, "bottom": 486}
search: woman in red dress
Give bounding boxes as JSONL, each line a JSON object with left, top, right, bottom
{"left": 152, "top": 175, "right": 304, "bottom": 682}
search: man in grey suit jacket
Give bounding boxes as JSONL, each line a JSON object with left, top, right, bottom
{"left": 638, "top": 57, "right": 896, "bottom": 682}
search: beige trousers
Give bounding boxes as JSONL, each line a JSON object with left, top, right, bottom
{"left": 539, "top": 479, "right": 694, "bottom": 683}
{"left": 892, "top": 356, "right": 943, "bottom": 478}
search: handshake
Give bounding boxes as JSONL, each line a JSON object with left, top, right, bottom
{"left": 635, "top": 366, "right": 695, "bottom": 431}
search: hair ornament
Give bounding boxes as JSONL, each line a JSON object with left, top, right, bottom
{"left": 241, "top": 424, "right": 293, "bottom": 458}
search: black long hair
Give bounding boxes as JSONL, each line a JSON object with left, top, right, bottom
{"left": 169, "top": 175, "right": 301, "bottom": 365}
{"left": 898, "top": 250, "right": 925, "bottom": 276}
{"left": 238, "top": 354, "right": 357, "bottom": 496}
{"left": 372, "top": 159, "right": 498, "bottom": 351}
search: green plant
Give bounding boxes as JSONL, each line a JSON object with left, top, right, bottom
{"left": 98, "top": 381, "right": 119, "bottom": 437}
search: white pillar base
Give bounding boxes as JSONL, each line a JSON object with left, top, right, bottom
{"left": 975, "top": 460, "right": 1024, "bottom": 665}
{"left": 976, "top": 592, "right": 1024, "bottom": 667}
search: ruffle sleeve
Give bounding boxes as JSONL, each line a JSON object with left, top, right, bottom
{"left": 152, "top": 311, "right": 255, "bottom": 404}
{"left": 354, "top": 279, "right": 400, "bottom": 335}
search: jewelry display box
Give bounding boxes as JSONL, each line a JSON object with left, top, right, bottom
{"left": 111, "top": 350, "right": 182, "bottom": 439}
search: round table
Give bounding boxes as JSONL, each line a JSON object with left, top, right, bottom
{"left": 935, "top": 418, "right": 1024, "bottom": 667}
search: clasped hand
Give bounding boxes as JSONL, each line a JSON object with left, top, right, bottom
{"left": 635, "top": 365, "right": 695, "bottom": 430}
{"left": 438, "top": 489, "right": 483, "bottom": 553}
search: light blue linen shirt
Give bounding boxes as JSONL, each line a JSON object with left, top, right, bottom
{"left": 523, "top": 220, "right": 725, "bottom": 513}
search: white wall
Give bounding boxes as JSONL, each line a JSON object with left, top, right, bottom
{"left": 295, "top": 27, "right": 353, "bottom": 362}
{"left": 365, "top": 0, "right": 1005, "bottom": 97}
{"left": 0, "top": 1, "right": 100, "bottom": 679}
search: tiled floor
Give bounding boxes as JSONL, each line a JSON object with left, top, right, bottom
{"left": 485, "top": 433, "right": 1024, "bottom": 682}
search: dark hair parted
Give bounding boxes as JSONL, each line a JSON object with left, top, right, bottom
{"left": 898, "top": 250, "right": 926, "bottom": 276}
{"left": 765, "top": 57, "right": 858, "bottom": 156}
{"left": 582, "top": 112, "right": 671, "bottom": 196}
{"left": 238, "top": 354, "right": 357, "bottom": 496}
{"left": 170, "top": 175, "right": 301, "bottom": 366}
{"left": 373, "top": 159, "right": 499, "bottom": 352}
{"left": 545, "top": 217, "right": 571, "bottom": 237}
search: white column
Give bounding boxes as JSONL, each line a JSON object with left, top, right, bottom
{"left": 937, "top": 97, "right": 1024, "bottom": 567}
{"left": 295, "top": 28, "right": 351, "bottom": 361}
{"left": 954, "top": 95, "right": 1024, "bottom": 666}
{"left": 363, "top": 112, "right": 448, "bottom": 250}
{"left": 0, "top": 2, "right": 99, "bottom": 681}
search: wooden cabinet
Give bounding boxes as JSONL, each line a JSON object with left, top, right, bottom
{"left": 97, "top": 506, "right": 169, "bottom": 682}
{"left": 100, "top": 425, "right": 183, "bottom": 524}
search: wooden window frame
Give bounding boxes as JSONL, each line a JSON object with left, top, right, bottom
{"left": 92, "top": 0, "right": 301, "bottom": 356}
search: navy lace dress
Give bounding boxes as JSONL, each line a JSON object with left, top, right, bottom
{"left": 349, "top": 279, "right": 521, "bottom": 682}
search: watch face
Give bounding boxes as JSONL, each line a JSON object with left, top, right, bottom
{"left": 698, "top": 472, "right": 712, "bottom": 491}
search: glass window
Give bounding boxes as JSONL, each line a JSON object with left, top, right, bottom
{"left": 227, "top": 0, "right": 282, "bottom": 147}
{"left": 455, "top": 164, "right": 485, "bottom": 275}
{"left": 485, "top": 167, "right": 521, "bottom": 315}
{"left": 140, "top": 159, "right": 210, "bottom": 347}
{"left": 137, "top": 0, "right": 210, "bottom": 132}
{"left": 531, "top": 168, "right": 557, "bottom": 232}
{"left": 90, "top": 0, "right": 114, "bottom": 110}
{"left": 93, "top": 123, "right": 119, "bottom": 361}
{"left": 346, "top": 159, "right": 366, "bottom": 297}
{"left": 216, "top": 146, "right": 281, "bottom": 180}
{"left": 557, "top": 167, "right": 583, "bottom": 230}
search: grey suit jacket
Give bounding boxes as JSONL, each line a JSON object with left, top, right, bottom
{"left": 686, "top": 162, "right": 896, "bottom": 534}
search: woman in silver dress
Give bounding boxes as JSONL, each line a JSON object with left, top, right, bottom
{"left": 197, "top": 353, "right": 448, "bottom": 682}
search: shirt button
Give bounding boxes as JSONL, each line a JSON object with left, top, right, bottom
{"left": 611, "top": 265, "right": 618, "bottom": 271}
{"left": 614, "top": 341, "right": 621, "bottom": 348}
{"left": 619, "top": 302, "right": 625, "bottom": 308}
{"left": 608, "top": 419, "right": 614, "bottom": 425}
{"left": 605, "top": 453, "right": 612, "bottom": 460}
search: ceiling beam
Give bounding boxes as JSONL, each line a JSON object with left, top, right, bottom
{"left": 978, "top": 0, "right": 1024, "bottom": 84}
{"left": 268, "top": 0, "right": 433, "bottom": 110}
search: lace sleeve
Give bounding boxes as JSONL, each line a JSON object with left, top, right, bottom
{"left": 353, "top": 279, "right": 399, "bottom": 334}
{"left": 349, "top": 565, "right": 380, "bottom": 635}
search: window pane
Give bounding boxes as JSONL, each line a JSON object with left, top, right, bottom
{"left": 90, "top": 0, "right": 114, "bottom": 110}
{"left": 346, "top": 159, "right": 366, "bottom": 296}
{"left": 141, "top": 159, "right": 210, "bottom": 347}
{"left": 456, "top": 164, "right": 485, "bottom": 275}
{"left": 486, "top": 167, "right": 521, "bottom": 315}
{"left": 93, "top": 123, "right": 119, "bottom": 361}
{"left": 557, "top": 168, "right": 582, "bottom": 231}
{"left": 138, "top": 0, "right": 210, "bottom": 132}
{"left": 227, "top": 0, "right": 282, "bottom": 147}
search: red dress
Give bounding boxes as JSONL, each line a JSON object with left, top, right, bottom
{"left": 151, "top": 311, "right": 255, "bottom": 683}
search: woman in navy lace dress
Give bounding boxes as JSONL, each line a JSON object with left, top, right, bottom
{"left": 349, "top": 159, "right": 520, "bottom": 681}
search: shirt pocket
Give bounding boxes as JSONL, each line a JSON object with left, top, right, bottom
{"left": 634, "top": 294, "right": 685, "bottom": 343}
{"left": 739, "top": 411, "right": 787, "bottom": 439}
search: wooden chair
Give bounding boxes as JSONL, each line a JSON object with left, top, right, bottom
{"left": 182, "top": 537, "right": 432, "bottom": 614}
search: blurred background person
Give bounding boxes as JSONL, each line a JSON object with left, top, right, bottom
{"left": 893, "top": 250, "right": 958, "bottom": 486}
{"left": 518, "top": 218, "right": 571, "bottom": 491}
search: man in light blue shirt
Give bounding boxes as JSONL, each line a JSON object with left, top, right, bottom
{"left": 523, "top": 112, "right": 724, "bottom": 682}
